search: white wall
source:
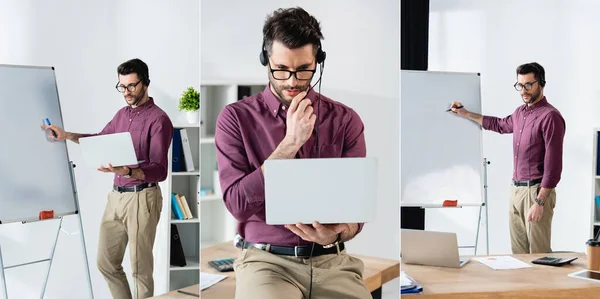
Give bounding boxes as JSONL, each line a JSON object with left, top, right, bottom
{"left": 201, "top": 0, "right": 400, "bottom": 262}
{"left": 0, "top": 1, "right": 198, "bottom": 298}
{"left": 429, "top": 0, "right": 600, "bottom": 254}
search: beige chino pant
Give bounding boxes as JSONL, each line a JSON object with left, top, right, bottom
{"left": 233, "top": 246, "right": 372, "bottom": 299}
{"left": 509, "top": 183, "right": 556, "bottom": 254}
{"left": 97, "top": 186, "right": 162, "bottom": 299}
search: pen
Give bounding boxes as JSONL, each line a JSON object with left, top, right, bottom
{"left": 176, "top": 290, "right": 199, "bottom": 297}
{"left": 45, "top": 118, "right": 58, "bottom": 138}
{"left": 446, "top": 105, "right": 463, "bottom": 112}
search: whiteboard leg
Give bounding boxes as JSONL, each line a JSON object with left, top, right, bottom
{"left": 69, "top": 161, "right": 94, "bottom": 299}
{"left": 475, "top": 205, "right": 482, "bottom": 255}
{"left": 39, "top": 217, "right": 63, "bottom": 299}
{"left": 484, "top": 158, "right": 490, "bottom": 255}
{"left": 77, "top": 212, "right": 94, "bottom": 299}
{"left": 0, "top": 245, "right": 8, "bottom": 299}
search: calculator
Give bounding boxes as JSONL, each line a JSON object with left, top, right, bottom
{"left": 532, "top": 256, "right": 578, "bottom": 267}
{"left": 208, "top": 258, "right": 235, "bottom": 272}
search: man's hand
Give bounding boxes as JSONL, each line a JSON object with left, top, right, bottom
{"left": 98, "top": 163, "right": 129, "bottom": 176}
{"left": 283, "top": 91, "right": 316, "bottom": 148}
{"left": 285, "top": 221, "right": 347, "bottom": 246}
{"left": 449, "top": 101, "right": 469, "bottom": 117}
{"left": 40, "top": 124, "right": 68, "bottom": 141}
{"left": 528, "top": 203, "right": 544, "bottom": 222}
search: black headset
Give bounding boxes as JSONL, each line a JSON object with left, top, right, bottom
{"left": 530, "top": 63, "right": 546, "bottom": 87}
{"left": 259, "top": 37, "right": 326, "bottom": 67}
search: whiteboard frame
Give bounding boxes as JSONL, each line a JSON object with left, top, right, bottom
{"left": 400, "top": 70, "right": 489, "bottom": 254}
{"left": 0, "top": 64, "right": 79, "bottom": 224}
{"left": 400, "top": 69, "right": 485, "bottom": 205}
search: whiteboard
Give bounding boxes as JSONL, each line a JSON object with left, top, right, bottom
{"left": 0, "top": 65, "right": 78, "bottom": 224}
{"left": 401, "top": 70, "right": 483, "bottom": 205}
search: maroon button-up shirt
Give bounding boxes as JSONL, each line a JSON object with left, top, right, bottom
{"left": 84, "top": 97, "right": 174, "bottom": 187}
{"left": 482, "top": 96, "right": 566, "bottom": 188}
{"left": 215, "top": 85, "right": 366, "bottom": 246}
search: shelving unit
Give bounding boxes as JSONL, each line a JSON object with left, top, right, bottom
{"left": 591, "top": 129, "right": 600, "bottom": 239}
{"left": 156, "top": 121, "right": 201, "bottom": 292}
{"left": 199, "top": 80, "right": 266, "bottom": 249}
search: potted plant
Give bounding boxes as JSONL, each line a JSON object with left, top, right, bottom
{"left": 178, "top": 86, "right": 200, "bottom": 124}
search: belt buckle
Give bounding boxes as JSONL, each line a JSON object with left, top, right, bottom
{"left": 294, "top": 246, "right": 299, "bottom": 257}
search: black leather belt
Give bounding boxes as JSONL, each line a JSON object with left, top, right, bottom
{"left": 113, "top": 182, "right": 157, "bottom": 192}
{"left": 237, "top": 239, "right": 345, "bottom": 257}
{"left": 513, "top": 178, "right": 542, "bottom": 186}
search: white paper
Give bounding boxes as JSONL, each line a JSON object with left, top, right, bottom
{"left": 200, "top": 272, "right": 227, "bottom": 291}
{"left": 400, "top": 271, "right": 413, "bottom": 287}
{"left": 474, "top": 256, "right": 532, "bottom": 270}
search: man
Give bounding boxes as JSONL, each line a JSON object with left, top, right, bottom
{"left": 41, "top": 58, "right": 173, "bottom": 299}
{"left": 449, "top": 62, "right": 565, "bottom": 254}
{"left": 214, "top": 7, "right": 371, "bottom": 299}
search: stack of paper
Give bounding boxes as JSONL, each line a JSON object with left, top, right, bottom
{"left": 200, "top": 272, "right": 227, "bottom": 291}
{"left": 473, "top": 256, "right": 532, "bottom": 270}
{"left": 400, "top": 271, "right": 423, "bottom": 295}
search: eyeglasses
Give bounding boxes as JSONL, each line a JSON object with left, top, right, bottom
{"left": 115, "top": 80, "right": 142, "bottom": 93}
{"left": 268, "top": 63, "right": 316, "bottom": 81}
{"left": 514, "top": 81, "right": 538, "bottom": 91}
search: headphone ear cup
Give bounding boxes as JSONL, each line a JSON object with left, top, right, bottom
{"left": 317, "top": 50, "right": 326, "bottom": 64}
{"left": 259, "top": 50, "right": 267, "bottom": 66}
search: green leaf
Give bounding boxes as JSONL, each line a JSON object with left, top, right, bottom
{"left": 178, "top": 86, "right": 200, "bottom": 111}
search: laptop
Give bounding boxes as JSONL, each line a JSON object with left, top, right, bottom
{"left": 79, "top": 132, "right": 140, "bottom": 168}
{"left": 264, "top": 157, "right": 377, "bottom": 225}
{"left": 401, "top": 229, "right": 470, "bottom": 268}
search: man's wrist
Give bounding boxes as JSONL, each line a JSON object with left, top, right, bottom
{"left": 535, "top": 197, "right": 545, "bottom": 206}
{"left": 323, "top": 233, "right": 341, "bottom": 248}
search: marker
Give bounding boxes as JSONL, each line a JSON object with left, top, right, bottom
{"left": 45, "top": 118, "right": 58, "bottom": 138}
{"left": 446, "top": 105, "right": 463, "bottom": 112}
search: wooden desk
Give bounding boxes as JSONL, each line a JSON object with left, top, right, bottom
{"left": 402, "top": 253, "right": 600, "bottom": 298}
{"left": 201, "top": 241, "right": 399, "bottom": 299}
{"left": 150, "top": 284, "right": 199, "bottom": 298}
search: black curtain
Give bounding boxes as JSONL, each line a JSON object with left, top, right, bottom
{"left": 401, "top": 0, "right": 429, "bottom": 71}
{"left": 401, "top": 0, "right": 429, "bottom": 229}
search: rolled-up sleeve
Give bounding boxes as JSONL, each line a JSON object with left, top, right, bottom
{"left": 215, "top": 106, "right": 265, "bottom": 222}
{"left": 541, "top": 111, "right": 566, "bottom": 188}
{"left": 139, "top": 115, "right": 173, "bottom": 182}
{"left": 482, "top": 114, "right": 514, "bottom": 134}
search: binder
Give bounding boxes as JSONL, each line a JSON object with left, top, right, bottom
{"left": 171, "top": 193, "right": 185, "bottom": 220}
{"left": 170, "top": 224, "right": 187, "bottom": 267}
{"left": 172, "top": 129, "right": 183, "bottom": 172}
{"left": 180, "top": 128, "right": 195, "bottom": 171}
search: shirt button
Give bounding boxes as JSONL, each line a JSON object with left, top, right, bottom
{"left": 282, "top": 106, "right": 286, "bottom": 110}
{"left": 517, "top": 143, "right": 519, "bottom": 145}
{"left": 273, "top": 110, "right": 276, "bottom": 113}
{"left": 520, "top": 130, "right": 522, "bottom": 133}
{"left": 129, "top": 119, "right": 132, "bottom": 121}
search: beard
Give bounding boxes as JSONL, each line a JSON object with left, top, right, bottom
{"left": 125, "top": 87, "right": 146, "bottom": 106}
{"left": 269, "top": 75, "right": 311, "bottom": 104}
{"left": 522, "top": 88, "right": 541, "bottom": 104}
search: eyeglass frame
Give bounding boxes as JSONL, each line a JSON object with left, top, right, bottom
{"left": 514, "top": 80, "right": 538, "bottom": 91}
{"left": 115, "top": 80, "right": 143, "bottom": 93}
{"left": 267, "top": 62, "right": 317, "bottom": 81}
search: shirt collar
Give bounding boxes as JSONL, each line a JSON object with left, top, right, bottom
{"left": 129, "top": 97, "right": 155, "bottom": 112}
{"left": 262, "top": 83, "right": 318, "bottom": 117}
{"left": 523, "top": 96, "right": 547, "bottom": 111}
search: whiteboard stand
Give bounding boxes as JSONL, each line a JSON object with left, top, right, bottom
{"left": 400, "top": 158, "right": 491, "bottom": 256}
{"left": 0, "top": 162, "right": 94, "bottom": 299}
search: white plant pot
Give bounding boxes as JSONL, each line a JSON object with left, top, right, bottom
{"left": 186, "top": 110, "right": 199, "bottom": 124}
